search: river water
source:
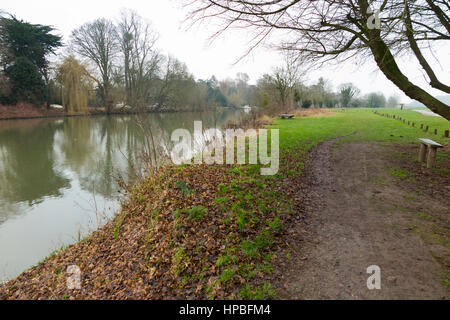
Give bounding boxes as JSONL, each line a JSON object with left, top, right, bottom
{"left": 0, "top": 110, "right": 244, "bottom": 281}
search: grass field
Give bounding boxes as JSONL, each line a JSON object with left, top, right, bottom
{"left": 275, "top": 108, "right": 449, "bottom": 146}
{"left": 271, "top": 108, "right": 449, "bottom": 173}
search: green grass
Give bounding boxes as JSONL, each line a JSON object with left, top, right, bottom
{"left": 416, "top": 212, "right": 434, "bottom": 221}
{"left": 389, "top": 168, "right": 409, "bottom": 179}
{"left": 219, "top": 267, "right": 236, "bottom": 285}
{"left": 171, "top": 247, "right": 190, "bottom": 276}
{"left": 273, "top": 108, "right": 449, "bottom": 147}
{"left": 176, "top": 180, "right": 195, "bottom": 196}
{"left": 239, "top": 282, "right": 276, "bottom": 300}
{"left": 182, "top": 206, "right": 208, "bottom": 221}
{"left": 379, "top": 109, "right": 449, "bottom": 136}
{"left": 270, "top": 108, "right": 448, "bottom": 175}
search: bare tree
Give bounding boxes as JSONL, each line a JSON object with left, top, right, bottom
{"left": 387, "top": 93, "right": 400, "bottom": 108}
{"left": 155, "top": 55, "right": 193, "bottom": 108}
{"left": 186, "top": 0, "right": 450, "bottom": 120}
{"left": 272, "top": 53, "right": 302, "bottom": 110}
{"left": 339, "top": 83, "right": 360, "bottom": 107}
{"left": 71, "top": 18, "right": 119, "bottom": 114}
{"left": 272, "top": 68, "right": 290, "bottom": 110}
{"left": 366, "top": 91, "right": 387, "bottom": 108}
{"left": 117, "top": 10, "right": 161, "bottom": 110}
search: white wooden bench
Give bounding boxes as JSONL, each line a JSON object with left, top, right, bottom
{"left": 418, "top": 138, "right": 443, "bottom": 168}
{"left": 280, "top": 114, "right": 294, "bottom": 119}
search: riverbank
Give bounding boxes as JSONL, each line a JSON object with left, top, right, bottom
{"left": 0, "top": 160, "right": 301, "bottom": 299}
{"left": 1, "top": 108, "right": 448, "bottom": 299}
{"left": 0, "top": 103, "right": 217, "bottom": 121}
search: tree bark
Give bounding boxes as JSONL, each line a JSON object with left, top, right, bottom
{"left": 367, "top": 31, "right": 450, "bottom": 120}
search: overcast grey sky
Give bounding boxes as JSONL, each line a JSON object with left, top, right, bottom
{"left": 2, "top": 0, "right": 449, "bottom": 102}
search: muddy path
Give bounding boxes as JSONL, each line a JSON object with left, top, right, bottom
{"left": 277, "top": 140, "right": 449, "bottom": 299}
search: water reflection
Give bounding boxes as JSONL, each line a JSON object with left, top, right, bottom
{"left": 0, "top": 122, "right": 69, "bottom": 207}
{"left": 0, "top": 109, "right": 242, "bottom": 280}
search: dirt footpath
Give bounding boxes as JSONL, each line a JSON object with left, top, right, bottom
{"left": 278, "top": 141, "right": 449, "bottom": 299}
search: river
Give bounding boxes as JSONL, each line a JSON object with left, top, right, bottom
{"left": 0, "top": 109, "right": 244, "bottom": 281}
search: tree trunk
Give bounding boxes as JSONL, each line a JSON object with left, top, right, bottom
{"left": 367, "top": 32, "right": 450, "bottom": 120}
{"left": 104, "top": 86, "right": 113, "bottom": 115}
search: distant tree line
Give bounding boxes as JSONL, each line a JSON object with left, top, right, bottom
{"left": 0, "top": 11, "right": 257, "bottom": 113}
{"left": 252, "top": 55, "right": 399, "bottom": 114}
{"left": 0, "top": 10, "right": 400, "bottom": 114}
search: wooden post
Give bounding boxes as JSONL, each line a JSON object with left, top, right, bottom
{"left": 425, "top": 125, "right": 429, "bottom": 132}
{"left": 434, "top": 129, "right": 437, "bottom": 135}
{"left": 418, "top": 143, "right": 427, "bottom": 163}
{"left": 445, "top": 130, "right": 449, "bottom": 138}
{"left": 427, "top": 147, "right": 437, "bottom": 169}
